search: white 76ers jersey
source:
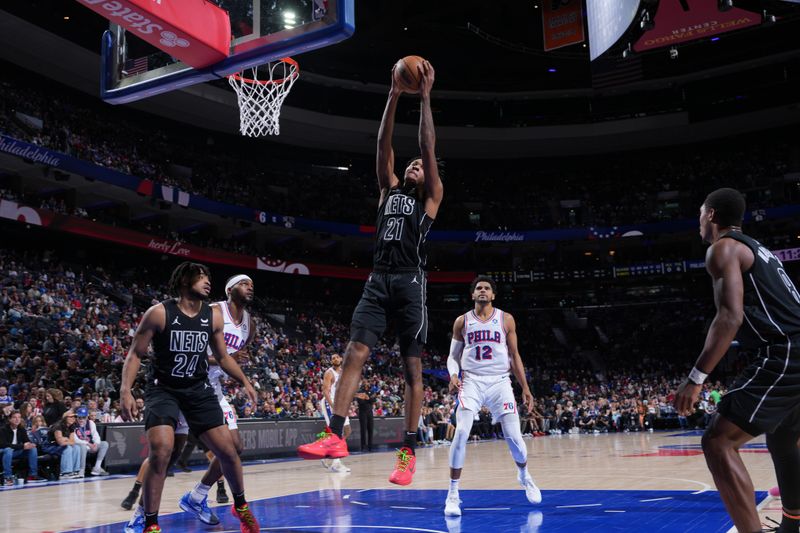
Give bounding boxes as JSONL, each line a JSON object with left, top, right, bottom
{"left": 460, "top": 308, "right": 510, "bottom": 377}
{"left": 207, "top": 301, "right": 251, "bottom": 400}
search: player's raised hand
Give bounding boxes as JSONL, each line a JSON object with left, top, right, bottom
{"left": 390, "top": 64, "right": 404, "bottom": 96}
{"left": 418, "top": 60, "right": 435, "bottom": 97}
{"left": 448, "top": 374, "right": 462, "bottom": 394}
{"left": 120, "top": 390, "right": 137, "bottom": 422}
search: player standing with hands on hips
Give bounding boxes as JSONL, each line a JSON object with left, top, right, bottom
{"left": 297, "top": 57, "right": 443, "bottom": 486}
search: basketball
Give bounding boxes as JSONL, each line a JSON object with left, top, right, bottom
{"left": 393, "top": 55, "right": 427, "bottom": 93}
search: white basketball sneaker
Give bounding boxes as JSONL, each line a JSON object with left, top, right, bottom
{"left": 329, "top": 459, "right": 351, "bottom": 473}
{"left": 444, "top": 493, "right": 462, "bottom": 516}
{"left": 518, "top": 471, "right": 542, "bottom": 504}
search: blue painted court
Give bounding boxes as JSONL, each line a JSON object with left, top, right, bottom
{"left": 64, "top": 488, "right": 766, "bottom": 532}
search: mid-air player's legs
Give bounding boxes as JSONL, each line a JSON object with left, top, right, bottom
{"left": 320, "top": 398, "right": 351, "bottom": 472}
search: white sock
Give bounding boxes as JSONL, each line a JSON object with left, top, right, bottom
{"left": 332, "top": 458, "right": 341, "bottom": 467}
{"left": 190, "top": 482, "right": 211, "bottom": 503}
{"left": 518, "top": 465, "right": 530, "bottom": 479}
{"left": 449, "top": 479, "right": 460, "bottom": 495}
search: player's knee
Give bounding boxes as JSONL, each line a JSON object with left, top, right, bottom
{"left": 233, "top": 439, "right": 244, "bottom": 456}
{"left": 700, "top": 430, "right": 728, "bottom": 458}
{"left": 149, "top": 447, "right": 173, "bottom": 471}
{"left": 453, "top": 427, "right": 470, "bottom": 443}
{"left": 402, "top": 358, "right": 423, "bottom": 385}
{"left": 344, "top": 342, "right": 370, "bottom": 365}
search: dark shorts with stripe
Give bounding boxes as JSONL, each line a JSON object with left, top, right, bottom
{"left": 718, "top": 343, "right": 800, "bottom": 436}
{"left": 350, "top": 271, "right": 427, "bottom": 357}
{"left": 145, "top": 377, "right": 224, "bottom": 436}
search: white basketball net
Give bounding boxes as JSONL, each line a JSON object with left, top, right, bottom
{"left": 227, "top": 58, "right": 299, "bottom": 137}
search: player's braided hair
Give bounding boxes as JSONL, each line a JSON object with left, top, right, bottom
{"left": 168, "top": 261, "right": 211, "bottom": 296}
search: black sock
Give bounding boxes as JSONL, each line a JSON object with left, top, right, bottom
{"left": 233, "top": 491, "right": 247, "bottom": 509}
{"left": 403, "top": 432, "right": 417, "bottom": 453}
{"left": 217, "top": 479, "right": 226, "bottom": 489}
{"left": 782, "top": 510, "right": 800, "bottom": 533}
{"left": 144, "top": 512, "right": 158, "bottom": 528}
{"left": 132, "top": 480, "right": 142, "bottom": 492}
{"left": 329, "top": 415, "right": 346, "bottom": 438}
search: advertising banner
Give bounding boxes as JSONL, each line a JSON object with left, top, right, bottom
{"left": 75, "top": 0, "right": 230, "bottom": 68}
{"left": 100, "top": 417, "right": 405, "bottom": 471}
{"left": 634, "top": 0, "right": 760, "bottom": 53}
{"left": 3, "top": 134, "right": 800, "bottom": 243}
{"left": 543, "top": 0, "right": 585, "bottom": 51}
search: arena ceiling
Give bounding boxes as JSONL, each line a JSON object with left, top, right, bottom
{"left": 11, "top": 0, "right": 800, "bottom": 93}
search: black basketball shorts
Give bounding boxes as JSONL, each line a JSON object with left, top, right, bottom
{"left": 350, "top": 271, "right": 428, "bottom": 356}
{"left": 718, "top": 343, "right": 800, "bottom": 436}
{"left": 144, "top": 378, "right": 225, "bottom": 436}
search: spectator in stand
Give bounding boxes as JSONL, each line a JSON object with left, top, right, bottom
{"left": 49, "top": 410, "right": 82, "bottom": 479}
{"left": 73, "top": 406, "right": 109, "bottom": 476}
{"left": 1, "top": 410, "right": 46, "bottom": 485}
{"left": 18, "top": 402, "right": 34, "bottom": 430}
{"left": 0, "top": 386, "right": 12, "bottom": 407}
{"left": 355, "top": 387, "right": 375, "bottom": 452}
{"left": 43, "top": 389, "right": 67, "bottom": 426}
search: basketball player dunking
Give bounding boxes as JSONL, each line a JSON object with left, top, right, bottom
{"left": 445, "top": 277, "right": 541, "bottom": 516}
{"left": 120, "top": 262, "right": 260, "bottom": 533}
{"left": 180, "top": 274, "right": 257, "bottom": 522}
{"left": 674, "top": 188, "right": 800, "bottom": 533}
{"left": 297, "top": 60, "right": 443, "bottom": 485}
{"left": 320, "top": 354, "right": 351, "bottom": 473}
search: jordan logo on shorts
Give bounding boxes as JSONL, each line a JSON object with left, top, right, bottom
{"left": 172, "top": 317, "right": 181, "bottom": 326}
{"left": 411, "top": 276, "right": 419, "bottom": 285}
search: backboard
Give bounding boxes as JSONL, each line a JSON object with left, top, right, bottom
{"left": 101, "top": 0, "right": 354, "bottom": 104}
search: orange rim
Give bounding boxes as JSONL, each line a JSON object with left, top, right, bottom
{"left": 228, "top": 57, "right": 299, "bottom": 85}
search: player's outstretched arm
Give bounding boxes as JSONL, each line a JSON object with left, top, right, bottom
{"left": 120, "top": 304, "right": 163, "bottom": 421}
{"left": 210, "top": 306, "right": 258, "bottom": 406}
{"left": 675, "top": 239, "right": 746, "bottom": 415}
{"left": 418, "top": 60, "right": 443, "bottom": 220}
{"left": 447, "top": 315, "right": 465, "bottom": 393}
{"left": 376, "top": 66, "right": 403, "bottom": 202}
{"left": 505, "top": 312, "right": 534, "bottom": 412}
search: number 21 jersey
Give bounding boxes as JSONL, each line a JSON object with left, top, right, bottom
{"left": 373, "top": 187, "right": 434, "bottom": 272}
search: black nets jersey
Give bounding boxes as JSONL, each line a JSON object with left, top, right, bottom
{"left": 721, "top": 232, "right": 800, "bottom": 348}
{"left": 373, "top": 187, "right": 434, "bottom": 272}
{"left": 150, "top": 299, "right": 212, "bottom": 386}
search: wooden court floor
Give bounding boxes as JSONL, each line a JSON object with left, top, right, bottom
{"left": 2, "top": 430, "right": 781, "bottom": 533}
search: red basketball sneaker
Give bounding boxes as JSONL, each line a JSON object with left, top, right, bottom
{"left": 231, "top": 503, "right": 260, "bottom": 533}
{"left": 388, "top": 447, "right": 416, "bottom": 486}
{"left": 297, "top": 431, "right": 349, "bottom": 460}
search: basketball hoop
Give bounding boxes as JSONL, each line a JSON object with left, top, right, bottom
{"left": 227, "top": 57, "right": 299, "bottom": 137}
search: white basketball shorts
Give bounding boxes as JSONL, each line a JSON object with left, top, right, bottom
{"left": 458, "top": 374, "right": 517, "bottom": 421}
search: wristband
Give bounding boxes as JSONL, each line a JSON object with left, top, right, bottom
{"left": 688, "top": 367, "right": 708, "bottom": 385}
